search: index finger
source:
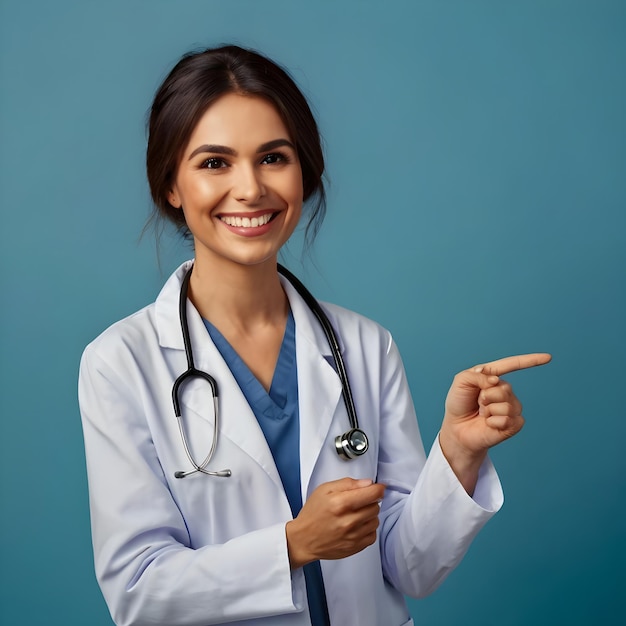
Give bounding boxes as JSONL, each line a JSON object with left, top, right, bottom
{"left": 477, "top": 353, "right": 552, "bottom": 376}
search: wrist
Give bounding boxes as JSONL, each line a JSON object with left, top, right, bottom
{"left": 285, "top": 520, "right": 312, "bottom": 570}
{"left": 438, "top": 428, "right": 487, "bottom": 496}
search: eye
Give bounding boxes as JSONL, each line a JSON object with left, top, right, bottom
{"left": 200, "top": 157, "right": 228, "bottom": 170}
{"left": 261, "top": 152, "right": 290, "bottom": 165}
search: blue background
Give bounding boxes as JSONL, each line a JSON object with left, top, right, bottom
{"left": 1, "top": 1, "right": 625, "bottom": 624}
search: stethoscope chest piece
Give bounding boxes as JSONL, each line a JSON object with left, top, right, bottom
{"left": 335, "top": 428, "right": 369, "bottom": 460}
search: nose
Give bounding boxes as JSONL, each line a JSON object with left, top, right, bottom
{"left": 233, "top": 164, "right": 265, "bottom": 203}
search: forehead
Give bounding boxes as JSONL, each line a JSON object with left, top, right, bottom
{"left": 185, "top": 93, "right": 292, "bottom": 153}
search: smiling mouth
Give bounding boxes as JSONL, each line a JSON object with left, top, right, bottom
{"left": 219, "top": 213, "right": 276, "bottom": 228}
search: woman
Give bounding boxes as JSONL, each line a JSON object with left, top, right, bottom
{"left": 79, "top": 45, "right": 550, "bottom": 626}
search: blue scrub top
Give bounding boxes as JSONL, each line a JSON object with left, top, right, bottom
{"left": 204, "top": 312, "right": 330, "bottom": 626}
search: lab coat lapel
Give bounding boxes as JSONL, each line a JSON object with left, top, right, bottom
{"left": 156, "top": 262, "right": 283, "bottom": 491}
{"left": 281, "top": 278, "right": 344, "bottom": 500}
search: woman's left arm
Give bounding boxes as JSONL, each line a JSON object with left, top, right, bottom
{"left": 375, "top": 338, "right": 550, "bottom": 598}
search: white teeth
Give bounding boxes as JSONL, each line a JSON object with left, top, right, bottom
{"left": 220, "top": 213, "right": 272, "bottom": 228}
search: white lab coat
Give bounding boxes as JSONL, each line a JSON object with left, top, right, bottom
{"left": 79, "top": 260, "right": 503, "bottom": 626}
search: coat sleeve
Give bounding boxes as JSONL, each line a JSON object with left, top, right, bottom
{"left": 78, "top": 345, "right": 306, "bottom": 626}
{"left": 375, "top": 335, "right": 504, "bottom": 598}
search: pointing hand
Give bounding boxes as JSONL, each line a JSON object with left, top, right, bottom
{"left": 439, "top": 353, "right": 551, "bottom": 493}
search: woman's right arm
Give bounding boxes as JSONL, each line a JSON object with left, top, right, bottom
{"left": 78, "top": 346, "right": 305, "bottom": 626}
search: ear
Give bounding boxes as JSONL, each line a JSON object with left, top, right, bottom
{"left": 167, "top": 188, "right": 181, "bottom": 209}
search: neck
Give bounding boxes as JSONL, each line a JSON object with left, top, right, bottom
{"left": 188, "top": 256, "right": 288, "bottom": 332}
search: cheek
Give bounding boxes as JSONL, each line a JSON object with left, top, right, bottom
{"left": 289, "top": 189, "right": 304, "bottom": 220}
{"left": 180, "top": 178, "right": 226, "bottom": 210}
{"left": 288, "top": 171, "right": 305, "bottom": 204}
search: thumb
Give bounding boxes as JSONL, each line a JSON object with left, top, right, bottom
{"left": 456, "top": 367, "right": 500, "bottom": 390}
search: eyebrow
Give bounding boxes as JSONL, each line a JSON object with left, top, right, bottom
{"left": 188, "top": 138, "right": 295, "bottom": 160}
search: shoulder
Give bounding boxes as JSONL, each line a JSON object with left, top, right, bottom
{"left": 81, "top": 304, "right": 159, "bottom": 369}
{"left": 318, "top": 300, "right": 383, "bottom": 328}
{"left": 318, "top": 300, "right": 395, "bottom": 357}
{"left": 80, "top": 260, "right": 189, "bottom": 368}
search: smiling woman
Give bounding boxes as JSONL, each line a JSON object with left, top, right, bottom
{"left": 146, "top": 46, "right": 325, "bottom": 246}
{"left": 78, "top": 45, "right": 550, "bottom": 626}
{"left": 167, "top": 94, "right": 304, "bottom": 273}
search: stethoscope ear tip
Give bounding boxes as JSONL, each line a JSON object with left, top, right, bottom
{"left": 174, "top": 468, "right": 232, "bottom": 479}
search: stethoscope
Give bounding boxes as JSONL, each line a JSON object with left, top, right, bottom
{"left": 172, "top": 264, "right": 369, "bottom": 479}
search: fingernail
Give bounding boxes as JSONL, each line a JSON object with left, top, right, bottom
{"left": 356, "top": 479, "right": 373, "bottom": 487}
{"left": 474, "top": 366, "right": 484, "bottom": 373}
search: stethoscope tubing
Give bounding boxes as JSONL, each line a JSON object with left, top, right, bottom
{"left": 172, "top": 268, "right": 231, "bottom": 478}
{"left": 172, "top": 263, "right": 368, "bottom": 479}
{"left": 276, "top": 264, "right": 360, "bottom": 432}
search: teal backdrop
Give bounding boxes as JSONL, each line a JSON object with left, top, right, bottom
{"left": 1, "top": 1, "right": 624, "bottom": 624}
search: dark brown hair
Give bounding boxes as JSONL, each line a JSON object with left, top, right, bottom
{"left": 146, "top": 45, "right": 326, "bottom": 245}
